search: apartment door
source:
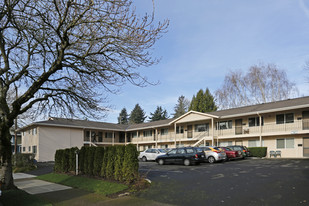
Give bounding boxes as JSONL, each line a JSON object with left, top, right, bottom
{"left": 187, "top": 125, "right": 193, "bottom": 138}
{"left": 235, "top": 119, "right": 243, "bottom": 135}
{"left": 302, "top": 111, "right": 309, "bottom": 130}
{"left": 304, "top": 138, "right": 309, "bottom": 157}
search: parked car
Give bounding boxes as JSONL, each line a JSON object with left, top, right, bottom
{"left": 139, "top": 148, "right": 167, "bottom": 162}
{"left": 218, "top": 147, "right": 243, "bottom": 160}
{"left": 199, "top": 146, "right": 227, "bottom": 163}
{"left": 227, "top": 145, "right": 250, "bottom": 158}
{"left": 155, "top": 147, "right": 205, "bottom": 166}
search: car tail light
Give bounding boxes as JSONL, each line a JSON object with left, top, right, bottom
{"left": 195, "top": 154, "right": 198, "bottom": 158}
{"left": 214, "top": 150, "right": 221, "bottom": 153}
{"left": 243, "top": 150, "right": 246, "bottom": 152}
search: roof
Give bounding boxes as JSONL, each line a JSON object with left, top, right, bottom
{"left": 20, "top": 96, "right": 309, "bottom": 131}
{"left": 208, "top": 96, "right": 309, "bottom": 118}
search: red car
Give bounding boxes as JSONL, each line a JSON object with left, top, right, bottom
{"left": 219, "top": 147, "right": 243, "bottom": 160}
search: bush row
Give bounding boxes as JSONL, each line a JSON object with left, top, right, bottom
{"left": 54, "top": 144, "right": 139, "bottom": 183}
{"left": 248, "top": 147, "right": 267, "bottom": 157}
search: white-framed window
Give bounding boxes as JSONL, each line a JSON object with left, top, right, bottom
{"left": 219, "top": 141, "right": 233, "bottom": 147}
{"left": 176, "top": 126, "right": 184, "bottom": 134}
{"left": 84, "top": 131, "right": 90, "bottom": 141}
{"left": 195, "top": 124, "right": 209, "bottom": 132}
{"left": 28, "top": 146, "right": 31, "bottom": 152}
{"left": 248, "top": 117, "right": 264, "bottom": 127}
{"left": 32, "top": 128, "right": 37, "bottom": 135}
{"left": 143, "top": 130, "right": 153, "bottom": 137}
{"left": 160, "top": 128, "right": 168, "bottom": 135}
{"left": 248, "top": 140, "right": 264, "bottom": 147}
{"left": 276, "top": 138, "right": 294, "bottom": 149}
{"left": 217, "top": 121, "right": 232, "bottom": 130}
{"left": 276, "top": 113, "right": 294, "bottom": 124}
{"left": 32, "top": 146, "right": 37, "bottom": 154}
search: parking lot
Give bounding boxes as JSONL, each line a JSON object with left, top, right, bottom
{"left": 137, "top": 159, "right": 309, "bottom": 206}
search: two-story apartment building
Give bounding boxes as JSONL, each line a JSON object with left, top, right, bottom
{"left": 19, "top": 96, "right": 309, "bottom": 161}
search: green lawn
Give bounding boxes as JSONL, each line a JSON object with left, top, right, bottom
{"left": 37, "top": 173, "right": 128, "bottom": 195}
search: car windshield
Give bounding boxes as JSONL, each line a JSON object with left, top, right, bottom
{"left": 158, "top": 149, "right": 166, "bottom": 153}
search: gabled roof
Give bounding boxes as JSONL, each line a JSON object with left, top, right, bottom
{"left": 169, "top": 111, "right": 219, "bottom": 125}
{"left": 208, "top": 96, "right": 309, "bottom": 118}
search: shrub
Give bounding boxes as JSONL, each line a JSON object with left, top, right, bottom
{"left": 69, "top": 147, "right": 78, "bottom": 172}
{"left": 54, "top": 149, "right": 64, "bottom": 172}
{"left": 106, "top": 146, "right": 116, "bottom": 179}
{"left": 79, "top": 146, "right": 86, "bottom": 174}
{"left": 93, "top": 147, "right": 104, "bottom": 176}
{"left": 101, "top": 147, "right": 109, "bottom": 178}
{"left": 114, "top": 145, "right": 125, "bottom": 181}
{"left": 87, "top": 147, "right": 96, "bottom": 176}
{"left": 248, "top": 147, "right": 267, "bottom": 157}
{"left": 122, "top": 144, "right": 139, "bottom": 183}
{"left": 13, "top": 153, "right": 36, "bottom": 173}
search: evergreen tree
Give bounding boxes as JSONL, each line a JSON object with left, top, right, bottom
{"left": 149, "top": 106, "right": 169, "bottom": 122}
{"left": 118, "top": 108, "right": 129, "bottom": 124}
{"left": 189, "top": 88, "right": 217, "bottom": 112}
{"left": 129, "top": 104, "right": 146, "bottom": 124}
{"left": 173, "top": 95, "right": 190, "bottom": 118}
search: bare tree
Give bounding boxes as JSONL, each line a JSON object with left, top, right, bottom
{"left": 215, "top": 63, "right": 299, "bottom": 110}
{"left": 0, "top": 0, "right": 168, "bottom": 189}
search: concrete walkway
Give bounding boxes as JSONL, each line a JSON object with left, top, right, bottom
{"left": 13, "top": 173, "right": 72, "bottom": 195}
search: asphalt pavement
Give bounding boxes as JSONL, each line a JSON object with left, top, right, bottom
{"left": 136, "top": 159, "right": 309, "bottom": 206}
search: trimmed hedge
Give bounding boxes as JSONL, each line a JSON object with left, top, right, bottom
{"left": 248, "top": 147, "right": 267, "bottom": 158}
{"left": 13, "top": 153, "right": 35, "bottom": 168}
{"left": 54, "top": 144, "right": 139, "bottom": 183}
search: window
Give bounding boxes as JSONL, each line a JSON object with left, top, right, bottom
{"left": 98, "top": 132, "right": 103, "bottom": 142}
{"left": 248, "top": 117, "right": 264, "bottom": 127}
{"left": 277, "top": 138, "right": 294, "bottom": 149}
{"left": 105, "top": 132, "right": 113, "bottom": 138}
{"left": 143, "top": 130, "right": 153, "bottom": 137}
{"left": 84, "top": 131, "right": 90, "bottom": 141}
{"left": 276, "top": 113, "right": 294, "bottom": 124}
{"left": 219, "top": 141, "right": 232, "bottom": 147}
{"left": 32, "top": 128, "right": 37, "bottom": 135}
{"left": 132, "top": 132, "right": 139, "bottom": 138}
{"left": 32, "top": 146, "right": 37, "bottom": 154}
{"left": 23, "top": 147, "right": 25, "bottom": 152}
{"left": 168, "top": 149, "right": 177, "bottom": 154}
{"left": 28, "top": 146, "right": 31, "bottom": 152}
{"left": 161, "top": 128, "right": 168, "bottom": 135}
{"left": 177, "top": 148, "right": 186, "bottom": 154}
{"left": 248, "top": 140, "right": 264, "bottom": 147}
{"left": 176, "top": 126, "right": 184, "bottom": 134}
{"left": 195, "top": 124, "right": 209, "bottom": 132}
{"left": 217, "top": 121, "right": 232, "bottom": 130}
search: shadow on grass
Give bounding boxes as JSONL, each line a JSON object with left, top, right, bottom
{"left": 1, "top": 189, "right": 52, "bottom": 206}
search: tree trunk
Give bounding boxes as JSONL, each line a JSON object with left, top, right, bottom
{"left": 0, "top": 124, "right": 15, "bottom": 190}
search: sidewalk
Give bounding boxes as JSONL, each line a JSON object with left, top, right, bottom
{"left": 13, "top": 173, "right": 72, "bottom": 195}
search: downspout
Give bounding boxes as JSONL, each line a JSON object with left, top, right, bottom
{"left": 257, "top": 112, "right": 262, "bottom": 147}
{"left": 212, "top": 118, "right": 214, "bottom": 146}
{"left": 174, "top": 123, "right": 177, "bottom": 148}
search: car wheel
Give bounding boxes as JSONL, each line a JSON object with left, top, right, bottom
{"left": 208, "top": 156, "right": 215, "bottom": 164}
{"left": 184, "top": 159, "right": 191, "bottom": 166}
{"left": 158, "top": 159, "right": 164, "bottom": 165}
{"left": 142, "top": 156, "right": 147, "bottom": 162}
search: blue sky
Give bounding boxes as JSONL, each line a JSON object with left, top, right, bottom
{"left": 103, "top": 0, "right": 309, "bottom": 123}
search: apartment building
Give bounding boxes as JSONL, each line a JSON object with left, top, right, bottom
{"left": 20, "top": 96, "right": 309, "bottom": 161}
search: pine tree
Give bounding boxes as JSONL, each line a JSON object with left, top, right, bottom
{"left": 129, "top": 104, "right": 146, "bottom": 124}
{"left": 118, "top": 108, "right": 129, "bottom": 124}
{"left": 149, "top": 106, "right": 168, "bottom": 122}
{"left": 173, "top": 95, "right": 190, "bottom": 118}
{"left": 189, "top": 88, "right": 217, "bottom": 112}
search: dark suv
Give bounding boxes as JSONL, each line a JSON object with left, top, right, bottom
{"left": 227, "top": 145, "right": 250, "bottom": 158}
{"left": 155, "top": 147, "right": 205, "bottom": 166}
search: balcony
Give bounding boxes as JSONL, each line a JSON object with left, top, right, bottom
{"left": 217, "top": 119, "right": 309, "bottom": 138}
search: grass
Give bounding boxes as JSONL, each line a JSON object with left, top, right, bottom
{"left": 37, "top": 173, "right": 128, "bottom": 195}
{"left": 1, "top": 189, "right": 52, "bottom": 206}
